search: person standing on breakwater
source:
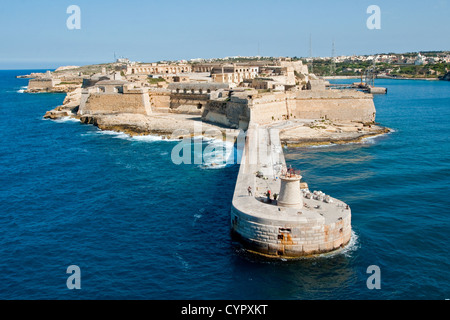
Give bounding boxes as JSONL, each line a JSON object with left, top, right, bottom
{"left": 266, "top": 190, "right": 272, "bottom": 204}
{"left": 248, "top": 186, "right": 252, "bottom": 196}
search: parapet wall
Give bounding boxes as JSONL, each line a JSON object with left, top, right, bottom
{"left": 28, "top": 78, "right": 61, "bottom": 91}
{"left": 169, "top": 93, "right": 210, "bottom": 114}
{"left": 251, "top": 90, "right": 376, "bottom": 124}
{"left": 202, "top": 99, "right": 250, "bottom": 129}
{"left": 149, "top": 90, "right": 171, "bottom": 112}
{"left": 202, "top": 89, "right": 376, "bottom": 131}
{"left": 81, "top": 91, "right": 152, "bottom": 115}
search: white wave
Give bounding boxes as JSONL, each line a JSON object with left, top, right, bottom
{"left": 53, "top": 116, "right": 80, "bottom": 123}
{"left": 80, "top": 132, "right": 95, "bottom": 137}
{"left": 192, "top": 213, "right": 203, "bottom": 226}
{"left": 130, "top": 135, "right": 182, "bottom": 142}
{"left": 83, "top": 129, "right": 182, "bottom": 143}
{"left": 81, "top": 129, "right": 131, "bottom": 140}
{"left": 17, "top": 86, "right": 27, "bottom": 93}
{"left": 340, "top": 230, "right": 360, "bottom": 257}
{"left": 361, "top": 130, "right": 393, "bottom": 144}
{"left": 96, "top": 130, "right": 129, "bottom": 138}
{"left": 307, "top": 143, "right": 335, "bottom": 149}
{"left": 360, "top": 135, "right": 379, "bottom": 144}
{"left": 194, "top": 214, "right": 202, "bottom": 220}
{"left": 174, "top": 252, "right": 190, "bottom": 271}
{"left": 200, "top": 138, "right": 236, "bottom": 169}
{"left": 317, "top": 230, "right": 360, "bottom": 259}
{"left": 98, "top": 130, "right": 124, "bottom": 136}
{"left": 110, "top": 132, "right": 132, "bottom": 140}
{"left": 130, "top": 135, "right": 163, "bottom": 142}
{"left": 199, "top": 163, "right": 228, "bottom": 170}
{"left": 193, "top": 135, "right": 222, "bottom": 142}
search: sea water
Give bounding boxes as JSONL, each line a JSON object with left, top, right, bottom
{"left": 0, "top": 71, "right": 448, "bottom": 299}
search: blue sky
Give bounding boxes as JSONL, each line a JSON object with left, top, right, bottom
{"left": 0, "top": 0, "right": 449, "bottom": 69}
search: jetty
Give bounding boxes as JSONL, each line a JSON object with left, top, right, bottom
{"left": 326, "top": 82, "right": 387, "bottom": 94}
{"left": 231, "top": 123, "right": 352, "bottom": 258}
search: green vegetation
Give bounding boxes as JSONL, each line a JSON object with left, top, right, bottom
{"left": 311, "top": 60, "right": 372, "bottom": 76}
{"left": 309, "top": 59, "right": 450, "bottom": 79}
{"left": 389, "top": 63, "right": 450, "bottom": 78}
{"left": 147, "top": 77, "right": 166, "bottom": 84}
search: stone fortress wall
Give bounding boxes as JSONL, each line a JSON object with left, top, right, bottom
{"left": 25, "top": 70, "right": 84, "bottom": 93}
{"left": 79, "top": 85, "right": 152, "bottom": 116}
{"left": 202, "top": 94, "right": 251, "bottom": 129}
{"left": 148, "top": 89, "right": 171, "bottom": 112}
{"left": 201, "top": 89, "right": 376, "bottom": 130}
{"left": 167, "top": 83, "right": 229, "bottom": 115}
{"left": 250, "top": 90, "right": 376, "bottom": 125}
{"left": 28, "top": 78, "right": 61, "bottom": 91}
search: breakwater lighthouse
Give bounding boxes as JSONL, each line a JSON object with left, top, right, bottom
{"left": 277, "top": 168, "right": 303, "bottom": 208}
{"left": 231, "top": 124, "right": 352, "bottom": 258}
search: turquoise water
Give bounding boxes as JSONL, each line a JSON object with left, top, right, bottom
{"left": 0, "top": 72, "right": 449, "bottom": 299}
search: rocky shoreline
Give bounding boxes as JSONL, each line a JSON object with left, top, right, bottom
{"left": 43, "top": 88, "right": 241, "bottom": 139}
{"left": 279, "top": 119, "right": 392, "bottom": 147}
{"left": 25, "top": 84, "right": 81, "bottom": 94}
{"left": 43, "top": 88, "right": 391, "bottom": 146}
{"left": 43, "top": 88, "right": 82, "bottom": 119}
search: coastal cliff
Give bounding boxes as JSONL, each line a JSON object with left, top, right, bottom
{"left": 43, "top": 88, "right": 81, "bottom": 119}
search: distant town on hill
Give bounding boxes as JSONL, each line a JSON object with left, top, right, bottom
{"left": 148, "top": 50, "right": 450, "bottom": 80}
{"left": 300, "top": 51, "right": 450, "bottom": 79}
{"left": 42, "top": 50, "right": 450, "bottom": 81}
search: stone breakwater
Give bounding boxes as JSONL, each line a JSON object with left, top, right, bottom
{"left": 231, "top": 124, "right": 352, "bottom": 258}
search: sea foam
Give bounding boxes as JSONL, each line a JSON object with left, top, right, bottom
{"left": 199, "top": 138, "right": 236, "bottom": 169}
{"left": 17, "top": 86, "right": 27, "bottom": 93}
{"left": 53, "top": 116, "right": 80, "bottom": 123}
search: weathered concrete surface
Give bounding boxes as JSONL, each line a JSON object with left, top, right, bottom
{"left": 231, "top": 123, "right": 352, "bottom": 258}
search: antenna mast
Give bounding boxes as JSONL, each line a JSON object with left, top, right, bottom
{"left": 309, "top": 34, "right": 313, "bottom": 73}
{"left": 330, "top": 39, "right": 336, "bottom": 75}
